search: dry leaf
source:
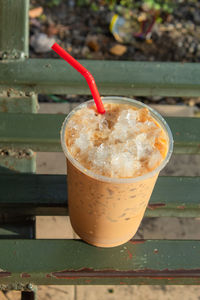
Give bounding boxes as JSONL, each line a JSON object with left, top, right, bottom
{"left": 29, "top": 6, "right": 43, "bottom": 18}
{"left": 86, "top": 35, "right": 100, "bottom": 52}
{"left": 46, "top": 24, "right": 59, "bottom": 37}
{"left": 87, "top": 40, "right": 99, "bottom": 52}
{"left": 138, "top": 12, "right": 147, "bottom": 22}
{"left": 109, "top": 44, "right": 127, "bottom": 56}
{"left": 146, "top": 39, "right": 153, "bottom": 44}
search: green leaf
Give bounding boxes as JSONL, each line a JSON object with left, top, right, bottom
{"left": 155, "top": 3, "right": 161, "bottom": 10}
{"left": 156, "top": 17, "right": 163, "bottom": 23}
{"left": 91, "top": 3, "right": 99, "bottom": 11}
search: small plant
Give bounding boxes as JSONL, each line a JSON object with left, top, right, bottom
{"left": 76, "top": 0, "right": 175, "bottom": 16}
{"left": 143, "top": 0, "right": 174, "bottom": 13}
{"left": 91, "top": 2, "right": 99, "bottom": 11}
{"left": 93, "top": 0, "right": 174, "bottom": 13}
{"left": 77, "top": 0, "right": 90, "bottom": 6}
{"left": 46, "top": 0, "right": 62, "bottom": 7}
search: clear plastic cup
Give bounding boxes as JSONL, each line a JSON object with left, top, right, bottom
{"left": 61, "top": 97, "right": 173, "bottom": 247}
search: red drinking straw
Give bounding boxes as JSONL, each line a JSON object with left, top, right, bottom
{"left": 51, "top": 43, "right": 105, "bottom": 114}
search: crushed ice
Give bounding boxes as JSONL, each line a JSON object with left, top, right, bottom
{"left": 66, "top": 104, "right": 167, "bottom": 178}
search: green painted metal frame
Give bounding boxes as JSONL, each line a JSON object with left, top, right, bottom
{"left": 0, "top": 174, "right": 199, "bottom": 218}
{"left": 0, "top": 92, "right": 38, "bottom": 113}
{"left": 0, "top": 239, "right": 200, "bottom": 285}
{"left": 0, "top": 2, "right": 37, "bottom": 296}
{"left": 0, "top": 0, "right": 37, "bottom": 174}
{"left": 0, "top": 113, "right": 200, "bottom": 153}
{"left": 1, "top": 59, "right": 200, "bottom": 96}
{"left": 0, "top": 150, "right": 36, "bottom": 173}
{"left": 0, "top": 0, "right": 29, "bottom": 59}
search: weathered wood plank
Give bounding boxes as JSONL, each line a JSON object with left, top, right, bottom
{"left": 1, "top": 60, "right": 200, "bottom": 96}
{"left": 0, "top": 175, "right": 199, "bottom": 217}
{"left": 0, "top": 239, "right": 200, "bottom": 285}
{"left": 0, "top": 113, "right": 199, "bottom": 153}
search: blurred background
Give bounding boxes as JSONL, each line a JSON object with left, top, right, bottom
{"left": 29, "top": 0, "right": 200, "bottom": 109}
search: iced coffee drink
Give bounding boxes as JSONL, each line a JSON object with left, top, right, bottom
{"left": 61, "top": 97, "right": 173, "bottom": 247}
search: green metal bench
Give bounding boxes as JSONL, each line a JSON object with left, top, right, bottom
{"left": 1, "top": 0, "right": 200, "bottom": 298}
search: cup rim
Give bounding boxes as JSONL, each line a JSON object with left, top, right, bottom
{"left": 60, "top": 97, "right": 174, "bottom": 183}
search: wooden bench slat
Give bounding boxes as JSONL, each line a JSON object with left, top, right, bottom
{"left": 0, "top": 174, "right": 199, "bottom": 217}
{"left": 1, "top": 60, "right": 200, "bottom": 97}
{"left": 0, "top": 239, "right": 200, "bottom": 285}
{"left": 0, "top": 113, "right": 200, "bottom": 154}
